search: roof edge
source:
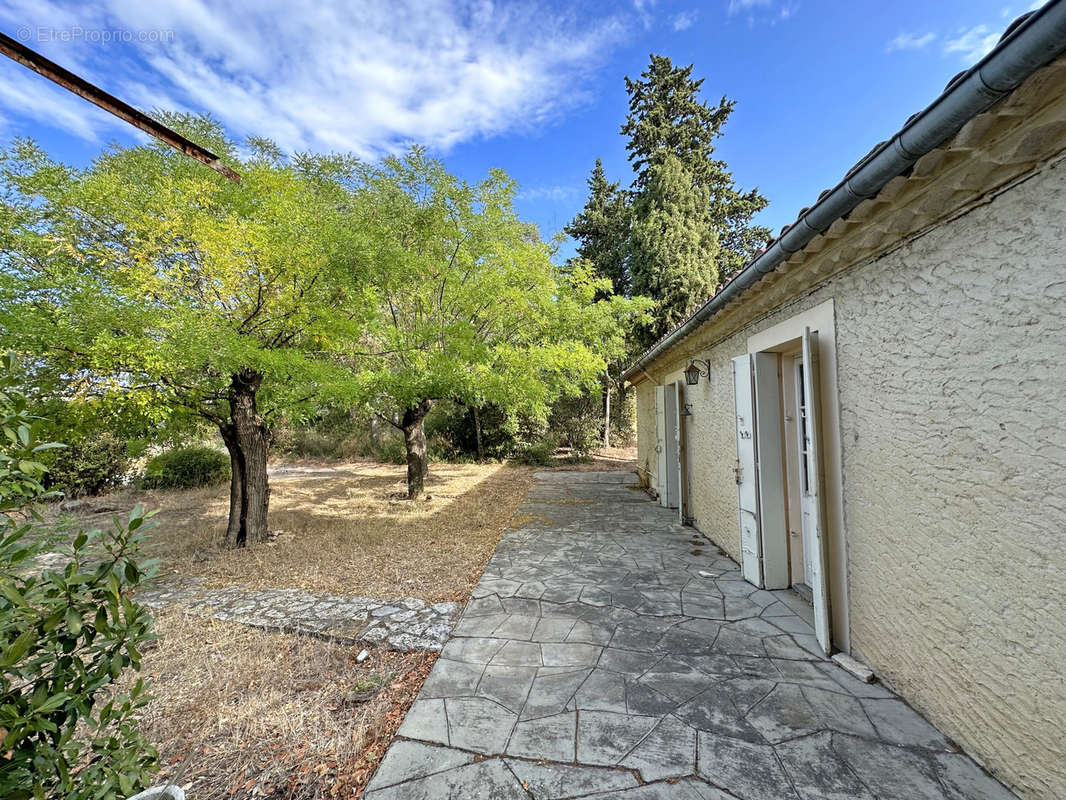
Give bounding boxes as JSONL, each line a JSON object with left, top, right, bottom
{"left": 621, "top": 0, "right": 1066, "bottom": 382}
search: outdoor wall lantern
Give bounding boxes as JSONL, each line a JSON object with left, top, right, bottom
{"left": 684, "top": 359, "right": 711, "bottom": 385}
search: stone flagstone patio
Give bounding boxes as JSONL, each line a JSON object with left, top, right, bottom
{"left": 365, "top": 470, "right": 1017, "bottom": 800}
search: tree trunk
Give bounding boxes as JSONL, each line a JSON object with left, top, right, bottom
{"left": 603, "top": 371, "right": 612, "bottom": 449}
{"left": 402, "top": 400, "right": 434, "bottom": 499}
{"left": 219, "top": 369, "right": 270, "bottom": 548}
{"left": 474, "top": 405, "right": 484, "bottom": 462}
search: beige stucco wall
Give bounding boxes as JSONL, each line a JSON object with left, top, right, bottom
{"left": 631, "top": 155, "right": 1066, "bottom": 798}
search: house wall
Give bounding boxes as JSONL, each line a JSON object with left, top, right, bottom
{"left": 630, "top": 156, "right": 1066, "bottom": 798}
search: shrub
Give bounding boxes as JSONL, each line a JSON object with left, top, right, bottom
{"left": 512, "top": 436, "right": 559, "bottom": 467}
{"left": 549, "top": 394, "right": 602, "bottom": 457}
{"left": 372, "top": 435, "right": 408, "bottom": 466}
{"left": 279, "top": 428, "right": 340, "bottom": 459}
{"left": 44, "top": 432, "right": 131, "bottom": 497}
{"left": 140, "top": 446, "right": 230, "bottom": 490}
{"left": 0, "top": 355, "right": 159, "bottom": 800}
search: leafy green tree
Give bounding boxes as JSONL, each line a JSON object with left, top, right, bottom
{"left": 0, "top": 119, "right": 363, "bottom": 547}
{"left": 564, "top": 159, "right": 641, "bottom": 447}
{"left": 629, "top": 153, "right": 719, "bottom": 341}
{"left": 345, "top": 151, "right": 647, "bottom": 498}
{"left": 0, "top": 354, "right": 158, "bottom": 800}
{"left": 564, "top": 159, "right": 631, "bottom": 298}
{"left": 623, "top": 54, "right": 770, "bottom": 299}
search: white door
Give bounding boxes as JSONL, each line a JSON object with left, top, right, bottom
{"left": 654, "top": 385, "right": 667, "bottom": 506}
{"left": 673, "top": 379, "right": 685, "bottom": 521}
{"left": 792, "top": 357, "right": 815, "bottom": 588}
{"left": 800, "top": 327, "right": 832, "bottom": 654}
{"left": 752, "top": 354, "right": 788, "bottom": 590}
{"left": 663, "top": 383, "right": 680, "bottom": 509}
{"left": 732, "top": 355, "right": 762, "bottom": 586}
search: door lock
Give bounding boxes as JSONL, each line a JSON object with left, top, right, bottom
{"left": 733, "top": 460, "right": 742, "bottom": 485}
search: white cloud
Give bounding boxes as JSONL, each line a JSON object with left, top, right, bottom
{"left": 886, "top": 31, "right": 936, "bottom": 52}
{"left": 671, "top": 10, "right": 697, "bottom": 31}
{"left": 0, "top": 0, "right": 628, "bottom": 158}
{"left": 727, "top": 0, "right": 797, "bottom": 25}
{"left": 944, "top": 24, "right": 1000, "bottom": 63}
{"left": 633, "top": 0, "right": 657, "bottom": 30}
{"left": 516, "top": 184, "right": 579, "bottom": 201}
{"left": 0, "top": 62, "right": 128, "bottom": 142}
{"left": 728, "top": 0, "right": 772, "bottom": 12}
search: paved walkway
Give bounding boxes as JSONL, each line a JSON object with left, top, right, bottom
{"left": 138, "top": 578, "right": 460, "bottom": 651}
{"left": 365, "top": 471, "right": 1016, "bottom": 800}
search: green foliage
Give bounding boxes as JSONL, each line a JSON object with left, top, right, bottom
{"left": 348, "top": 151, "right": 648, "bottom": 414}
{"left": 424, "top": 402, "right": 508, "bottom": 462}
{"left": 0, "top": 355, "right": 62, "bottom": 510}
{"left": 276, "top": 427, "right": 342, "bottom": 459}
{"left": 612, "top": 54, "right": 772, "bottom": 343}
{"left": 549, "top": 395, "right": 604, "bottom": 458}
{"left": 630, "top": 153, "right": 720, "bottom": 341}
{"left": 44, "top": 433, "right": 131, "bottom": 497}
{"left": 140, "top": 446, "right": 230, "bottom": 490}
{"left": 511, "top": 436, "right": 560, "bottom": 467}
{"left": 0, "top": 358, "right": 158, "bottom": 800}
{"left": 373, "top": 435, "right": 409, "bottom": 466}
{"left": 623, "top": 54, "right": 770, "bottom": 279}
{"left": 0, "top": 120, "right": 365, "bottom": 470}
{"left": 564, "top": 159, "right": 631, "bottom": 298}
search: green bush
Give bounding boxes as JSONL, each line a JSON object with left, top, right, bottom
{"left": 549, "top": 394, "right": 602, "bottom": 457}
{"left": 44, "top": 432, "right": 131, "bottom": 497}
{"left": 1, "top": 355, "right": 159, "bottom": 800}
{"left": 140, "top": 446, "right": 230, "bottom": 490}
{"left": 512, "top": 436, "right": 559, "bottom": 467}
{"left": 279, "top": 428, "right": 339, "bottom": 459}
{"left": 372, "top": 435, "right": 408, "bottom": 465}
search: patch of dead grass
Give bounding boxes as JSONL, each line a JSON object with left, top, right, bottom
{"left": 132, "top": 609, "right": 434, "bottom": 799}
{"left": 53, "top": 461, "right": 534, "bottom": 601}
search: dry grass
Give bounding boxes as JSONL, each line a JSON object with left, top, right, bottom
{"left": 55, "top": 461, "right": 533, "bottom": 601}
{"left": 132, "top": 609, "right": 434, "bottom": 799}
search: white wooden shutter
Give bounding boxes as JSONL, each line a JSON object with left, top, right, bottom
{"left": 801, "top": 328, "right": 832, "bottom": 653}
{"left": 673, "top": 379, "right": 685, "bottom": 521}
{"left": 732, "top": 355, "right": 763, "bottom": 586}
{"left": 654, "top": 385, "right": 667, "bottom": 507}
{"left": 663, "top": 383, "right": 679, "bottom": 509}
{"left": 753, "top": 353, "right": 788, "bottom": 590}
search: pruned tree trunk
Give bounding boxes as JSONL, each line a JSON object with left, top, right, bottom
{"left": 218, "top": 369, "right": 270, "bottom": 548}
{"left": 402, "top": 399, "right": 434, "bottom": 499}
{"left": 474, "top": 405, "right": 484, "bottom": 462}
{"left": 603, "top": 371, "right": 611, "bottom": 449}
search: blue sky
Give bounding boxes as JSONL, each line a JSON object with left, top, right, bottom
{"left": 0, "top": 0, "right": 1040, "bottom": 259}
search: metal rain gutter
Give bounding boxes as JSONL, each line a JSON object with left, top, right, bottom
{"left": 621, "top": 0, "right": 1066, "bottom": 381}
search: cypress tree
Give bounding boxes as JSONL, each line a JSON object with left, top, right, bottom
{"left": 624, "top": 54, "right": 770, "bottom": 322}
{"left": 564, "top": 158, "right": 631, "bottom": 298}
{"left": 629, "top": 153, "right": 719, "bottom": 342}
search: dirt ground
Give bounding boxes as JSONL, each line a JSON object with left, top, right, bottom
{"left": 62, "top": 448, "right": 636, "bottom": 799}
